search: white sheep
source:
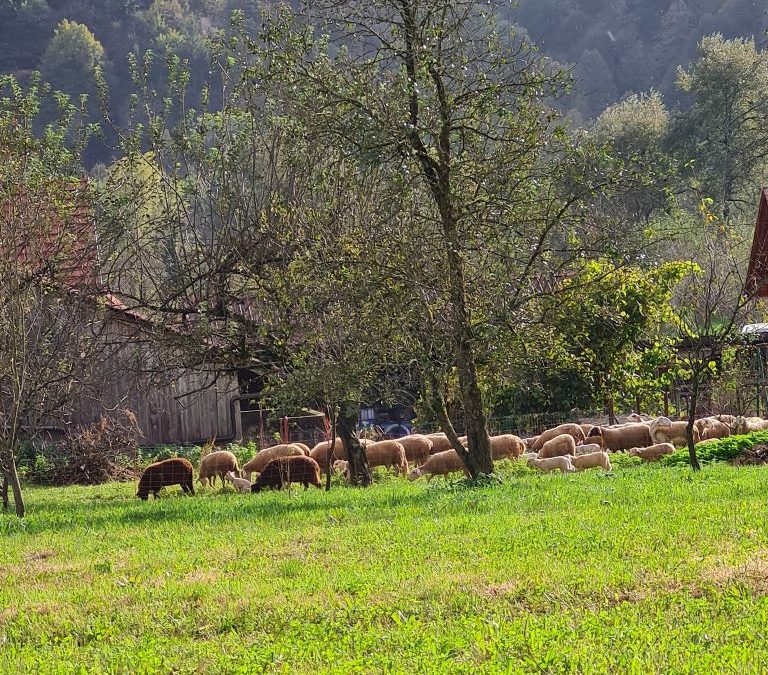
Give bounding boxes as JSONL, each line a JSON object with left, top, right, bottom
{"left": 649, "top": 417, "right": 698, "bottom": 446}
{"left": 570, "top": 451, "right": 612, "bottom": 472}
{"left": 538, "top": 433, "right": 576, "bottom": 459}
{"left": 224, "top": 471, "right": 252, "bottom": 493}
{"left": 527, "top": 456, "right": 576, "bottom": 473}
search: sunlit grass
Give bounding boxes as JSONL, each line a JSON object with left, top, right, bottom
{"left": 2, "top": 460, "right": 768, "bottom": 673}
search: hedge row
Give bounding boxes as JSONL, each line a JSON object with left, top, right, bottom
{"left": 662, "top": 431, "right": 768, "bottom": 466}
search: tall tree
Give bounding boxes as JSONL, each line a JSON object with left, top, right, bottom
{"left": 674, "top": 34, "right": 768, "bottom": 224}
{"left": 0, "top": 75, "right": 102, "bottom": 516}
{"left": 252, "top": 0, "right": 624, "bottom": 477}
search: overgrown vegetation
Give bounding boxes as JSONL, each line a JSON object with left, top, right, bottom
{"left": 664, "top": 431, "right": 768, "bottom": 466}
{"left": 3, "top": 463, "right": 768, "bottom": 671}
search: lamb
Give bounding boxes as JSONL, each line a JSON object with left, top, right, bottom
{"left": 243, "top": 444, "right": 306, "bottom": 480}
{"left": 362, "top": 440, "right": 409, "bottom": 476}
{"left": 198, "top": 450, "right": 239, "bottom": 488}
{"left": 490, "top": 434, "right": 525, "bottom": 460}
{"left": 251, "top": 456, "right": 323, "bottom": 491}
{"left": 407, "top": 450, "right": 470, "bottom": 481}
{"left": 531, "top": 423, "right": 586, "bottom": 451}
{"left": 649, "top": 417, "right": 698, "bottom": 446}
{"left": 628, "top": 442, "right": 675, "bottom": 462}
{"left": 137, "top": 458, "right": 194, "bottom": 500}
{"left": 570, "top": 451, "right": 612, "bottom": 472}
{"left": 600, "top": 422, "right": 653, "bottom": 452}
{"left": 224, "top": 471, "right": 252, "bottom": 493}
{"left": 538, "top": 433, "right": 576, "bottom": 459}
{"left": 527, "top": 455, "right": 575, "bottom": 473}
{"left": 397, "top": 435, "right": 434, "bottom": 467}
{"left": 575, "top": 442, "right": 603, "bottom": 456}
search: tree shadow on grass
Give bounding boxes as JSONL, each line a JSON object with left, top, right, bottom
{"left": 9, "top": 479, "right": 491, "bottom": 536}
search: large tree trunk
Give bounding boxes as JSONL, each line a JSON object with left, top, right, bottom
{"left": 441, "top": 218, "right": 492, "bottom": 476}
{"left": 686, "top": 377, "right": 701, "bottom": 472}
{"left": 1, "top": 474, "right": 8, "bottom": 511}
{"left": 337, "top": 401, "right": 371, "bottom": 486}
{"left": 428, "top": 371, "right": 489, "bottom": 478}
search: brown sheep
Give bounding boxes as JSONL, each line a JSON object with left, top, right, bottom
{"left": 600, "top": 423, "right": 652, "bottom": 452}
{"left": 425, "top": 433, "right": 454, "bottom": 454}
{"left": 629, "top": 442, "right": 675, "bottom": 462}
{"left": 490, "top": 434, "right": 525, "bottom": 460}
{"left": 291, "top": 442, "right": 312, "bottom": 456}
{"left": 531, "top": 424, "right": 586, "bottom": 451}
{"left": 397, "top": 435, "right": 433, "bottom": 467}
{"left": 538, "top": 433, "right": 576, "bottom": 459}
{"left": 137, "top": 458, "right": 194, "bottom": 500}
{"left": 243, "top": 444, "right": 306, "bottom": 480}
{"left": 198, "top": 451, "right": 239, "bottom": 488}
{"left": 251, "top": 456, "right": 322, "bottom": 492}
{"left": 363, "top": 440, "right": 409, "bottom": 476}
{"left": 524, "top": 435, "right": 540, "bottom": 450}
{"left": 407, "top": 450, "right": 470, "bottom": 481}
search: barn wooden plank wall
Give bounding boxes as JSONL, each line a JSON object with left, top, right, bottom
{"left": 71, "top": 312, "right": 240, "bottom": 446}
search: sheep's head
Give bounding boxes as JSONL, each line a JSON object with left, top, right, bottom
{"left": 628, "top": 447, "right": 640, "bottom": 456}
{"left": 407, "top": 468, "right": 421, "bottom": 481}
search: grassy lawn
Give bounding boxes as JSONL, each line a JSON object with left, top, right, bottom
{"left": 2, "top": 459, "right": 768, "bottom": 673}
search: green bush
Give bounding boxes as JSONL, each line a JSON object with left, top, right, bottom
{"left": 663, "top": 431, "right": 768, "bottom": 466}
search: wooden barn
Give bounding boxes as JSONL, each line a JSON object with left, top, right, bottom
{"left": 68, "top": 296, "right": 242, "bottom": 447}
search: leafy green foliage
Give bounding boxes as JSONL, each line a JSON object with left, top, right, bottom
{"left": 664, "top": 431, "right": 768, "bottom": 466}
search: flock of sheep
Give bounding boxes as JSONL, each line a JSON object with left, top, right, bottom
{"left": 134, "top": 412, "right": 767, "bottom": 498}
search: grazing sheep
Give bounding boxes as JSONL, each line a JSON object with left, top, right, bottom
{"left": 251, "top": 456, "right": 322, "bottom": 492}
{"left": 579, "top": 424, "right": 599, "bottom": 439}
{"left": 520, "top": 452, "right": 539, "bottom": 461}
{"left": 407, "top": 450, "right": 470, "bottom": 481}
{"left": 137, "top": 458, "right": 194, "bottom": 500}
{"left": 735, "top": 416, "right": 768, "bottom": 434}
{"left": 531, "top": 424, "right": 586, "bottom": 451}
{"left": 527, "top": 456, "right": 576, "bottom": 473}
{"left": 397, "top": 435, "right": 434, "bottom": 467}
{"left": 291, "top": 442, "right": 312, "bottom": 456}
{"left": 198, "top": 450, "right": 239, "bottom": 488}
{"left": 649, "top": 417, "right": 698, "bottom": 447}
{"left": 332, "top": 459, "right": 349, "bottom": 475}
{"left": 575, "top": 442, "right": 603, "bottom": 456}
{"left": 425, "top": 433, "right": 455, "bottom": 454}
{"left": 570, "top": 451, "right": 612, "bottom": 472}
{"left": 243, "top": 444, "right": 306, "bottom": 480}
{"left": 628, "top": 442, "right": 675, "bottom": 462}
{"left": 363, "top": 440, "right": 409, "bottom": 476}
{"left": 524, "top": 435, "right": 540, "bottom": 450}
{"left": 600, "top": 423, "right": 653, "bottom": 452}
{"left": 538, "top": 433, "right": 576, "bottom": 459}
{"left": 490, "top": 434, "right": 525, "bottom": 460}
{"left": 695, "top": 417, "right": 731, "bottom": 441}
{"left": 310, "top": 438, "right": 347, "bottom": 471}
{"left": 224, "top": 471, "right": 252, "bottom": 493}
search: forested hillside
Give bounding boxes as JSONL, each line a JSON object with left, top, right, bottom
{"left": 1, "top": 0, "right": 765, "bottom": 125}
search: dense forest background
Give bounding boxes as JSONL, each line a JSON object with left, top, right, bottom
{"left": 1, "top": 0, "right": 766, "bottom": 128}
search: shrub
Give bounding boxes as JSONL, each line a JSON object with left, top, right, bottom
{"left": 31, "top": 409, "right": 142, "bottom": 485}
{"left": 662, "top": 431, "right": 768, "bottom": 466}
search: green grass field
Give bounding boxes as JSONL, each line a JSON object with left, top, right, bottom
{"left": 2, "top": 459, "right": 768, "bottom": 673}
